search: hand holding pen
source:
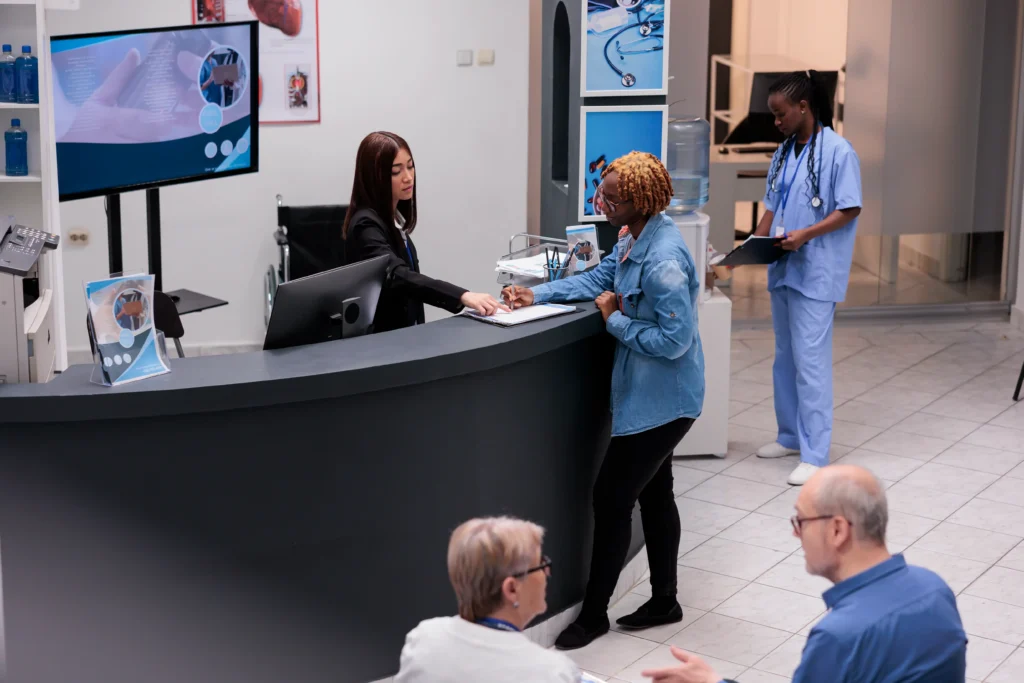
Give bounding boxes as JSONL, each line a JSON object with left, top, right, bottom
{"left": 502, "top": 285, "right": 534, "bottom": 309}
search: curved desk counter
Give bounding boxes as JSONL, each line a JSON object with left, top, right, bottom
{"left": 0, "top": 308, "right": 638, "bottom": 683}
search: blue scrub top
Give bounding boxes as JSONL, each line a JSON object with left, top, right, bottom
{"left": 763, "top": 127, "right": 862, "bottom": 303}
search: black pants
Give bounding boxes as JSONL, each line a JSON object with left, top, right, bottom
{"left": 580, "top": 416, "right": 696, "bottom": 620}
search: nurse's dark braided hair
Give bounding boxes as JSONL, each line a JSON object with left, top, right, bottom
{"left": 767, "top": 70, "right": 835, "bottom": 202}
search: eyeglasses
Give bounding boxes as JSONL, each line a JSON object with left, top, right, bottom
{"left": 596, "top": 187, "right": 631, "bottom": 213}
{"left": 790, "top": 515, "right": 851, "bottom": 536}
{"left": 514, "top": 555, "right": 553, "bottom": 578}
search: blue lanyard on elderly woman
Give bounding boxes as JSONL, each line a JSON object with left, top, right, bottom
{"left": 476, "top": 617, "right": 520, "bottom": 632}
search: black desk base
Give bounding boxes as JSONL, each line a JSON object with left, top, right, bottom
{"left": 165, "top": 288, "right": 228, "bottom": 316}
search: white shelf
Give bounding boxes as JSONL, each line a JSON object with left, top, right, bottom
{"left": 0, "top": 0, "right": 39, "bottom": 5}
{"left": 0, "top": 173, "right": 41, "bottom": 183}
{"left": 0, "top": 102, "right": 40, "bottom": 110}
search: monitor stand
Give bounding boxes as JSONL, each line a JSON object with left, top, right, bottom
{"left": 105, "top": 188, "right": 228, "bottom": 317}
{"left": 327, "top": 297, "right": 363, "bottom": 341}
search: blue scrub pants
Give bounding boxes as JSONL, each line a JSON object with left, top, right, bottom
{"left": 771, "top": 286, "right": 836, "bottom": 467}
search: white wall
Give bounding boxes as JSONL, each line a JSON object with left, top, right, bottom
{"left": 732, "top": 0, "right": 848, "bottom": 70}
{"left": 48, "top": 0, "right": 530, "bottom": 355}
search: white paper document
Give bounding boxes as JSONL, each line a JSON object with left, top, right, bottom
{"left": 463, "top": 303, "right": 576, "bottom": 327}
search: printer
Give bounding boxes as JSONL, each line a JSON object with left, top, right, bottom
{"left": 0, "top": 215, "right": 60, "bottom": 384}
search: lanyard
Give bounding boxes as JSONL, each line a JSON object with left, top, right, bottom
{"left": 776, "top": 139, "right": 811, "bottom": 221}
{"left": 404, "top": 241, "right": 415, "bottom": 271}
{"left": 476, "top": 618, "right": 520, "bottom": 632}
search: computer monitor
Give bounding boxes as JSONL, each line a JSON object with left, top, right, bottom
{"left": 724, "top": 70, "right": 840, "bottom": 146}
{"left": 748, "top": 70, "right": 839, "bottom": 117}
{"left": 50, "top": 21, "right": 259, "bottom": 202}
{"left": 263, "top": 255, "right": 390, "bottom": 351}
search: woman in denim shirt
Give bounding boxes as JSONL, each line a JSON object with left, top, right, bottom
{"left": 503, "top": 152, "right": 705, "bottom": 650}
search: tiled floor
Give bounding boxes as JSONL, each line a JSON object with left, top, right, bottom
{"left": 558, "top": 318, "right": 1024, "bottom": 683}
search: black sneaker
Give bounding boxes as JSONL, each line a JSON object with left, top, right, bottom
{"left": 554, "top": 616, "right": 610, "bottom": 650}
{"left": 615, "top": 597, "right": 683, "bottom": 630}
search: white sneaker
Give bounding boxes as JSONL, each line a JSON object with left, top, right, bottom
{"left": 788, "top": 463, "right": 821, "bottom": 486}
{"left": 757, "top": 442, "right": 800, "bottom": 459}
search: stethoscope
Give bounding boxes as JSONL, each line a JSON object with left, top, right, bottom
{"left": 771, "top": 125, "right": 825, "bottom": 210}
{"left": 592, "top": 0, "right": 664, "bottom": 88}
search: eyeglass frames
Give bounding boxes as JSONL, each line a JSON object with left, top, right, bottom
{"left": 791, "top": 515, "right": 852, "bottom": 536}
{"left": 514, "top": 555, "right": 553, "bottom": 578}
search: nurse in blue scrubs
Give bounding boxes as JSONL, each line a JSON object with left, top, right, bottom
{"left": 753, "top": 70, "right": 862, "bottom": 486}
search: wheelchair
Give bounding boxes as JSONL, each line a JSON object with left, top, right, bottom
{"left": 264, "top": 194, "right": 349, "bottom": 327}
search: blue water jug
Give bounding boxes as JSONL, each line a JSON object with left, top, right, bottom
{"left": 0, "top": 45, "right": 16, "bottom": 103}
{"left": 5, "top": 118, "right": 28, "bottom": 177}
{"left": 666, "top": 117, "right": 710, "bottom": 214}
{"left": 15, "top": 45, "right": 38, "bottom": 104}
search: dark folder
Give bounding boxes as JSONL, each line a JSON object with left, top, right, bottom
{"left": 717, "top": 236, "right": 786, "bottom": 267}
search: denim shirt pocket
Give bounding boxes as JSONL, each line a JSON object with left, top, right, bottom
{"left": 618, "top": 287, "right": 643, "bottom": 319}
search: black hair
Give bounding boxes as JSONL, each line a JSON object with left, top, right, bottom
{"left": 767, "top": 70, "right": 834, "bottom": 203}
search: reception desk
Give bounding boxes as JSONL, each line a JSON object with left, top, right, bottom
{"left": 0, "top": 309, "right": 632, "bottom": 683}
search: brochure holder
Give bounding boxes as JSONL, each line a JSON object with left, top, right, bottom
{"left": 84, "top": 272, "right": 171, "bottom": 387}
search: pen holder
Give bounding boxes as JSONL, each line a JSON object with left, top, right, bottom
{"left": 543, "top": 264, "right": 568, "bottom": 283}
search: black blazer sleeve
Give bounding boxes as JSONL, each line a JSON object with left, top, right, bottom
{"left": 347, "top": 213, "right": 467, "bottom": 314}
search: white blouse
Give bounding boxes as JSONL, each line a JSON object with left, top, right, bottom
{"left": 394, "top": 616, "right": 580, "bottom": 683}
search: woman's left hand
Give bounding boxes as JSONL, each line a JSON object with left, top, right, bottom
{"left": 780, "top": 228, "right": 811, "bottom": 251}
{"left": 596, "top": 291, "right": 618, "bottom": 322}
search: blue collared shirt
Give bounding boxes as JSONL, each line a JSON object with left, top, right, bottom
{"left": 791, "top": 554, "right": 967, "bottom": 683}
{"left": 532, "top": 213, "right": 704, "bottom": 436}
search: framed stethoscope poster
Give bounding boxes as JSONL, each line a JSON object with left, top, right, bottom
{"left": 578, "top": 105, "right": 668, "bottom": 222}
{"left": 581, "top": 0, "right": 671, "bottom": 97}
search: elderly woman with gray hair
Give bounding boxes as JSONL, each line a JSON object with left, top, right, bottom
{"left": 395, "top": 517, "right": 583, "bottom": 682}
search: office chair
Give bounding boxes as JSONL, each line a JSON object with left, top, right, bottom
{"left": 86, "top": 290, "right": 186, "bottom": 362}
{"left": 153, "top": 290, "right": 186, "bottom": 358}
{"left": 1014, "top": 359, "right": 1023, "bottom": 401}
{"left": 265, "top": 194, "right": 348, "bottom": 327}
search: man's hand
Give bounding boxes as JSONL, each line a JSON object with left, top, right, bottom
{"left": 780, "top": 227, "right": 811, "bottom": 251}
{"left": 596, "top": 291, "right": 617, "bottom": 322}
{"left": 642, "top": 647, "right": 722, "bottom": 683}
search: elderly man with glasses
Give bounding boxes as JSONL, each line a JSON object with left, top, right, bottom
{"left": 643, "top": 465, "right": 968, "bottom": 683}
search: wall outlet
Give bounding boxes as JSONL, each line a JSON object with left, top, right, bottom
{"left": 456, "top": 50, "right": 473, "bottom": 67}
{"left": 478, "top": 49, "right": 495, "bottom": 66}
{"left": 68, "top": 229, "right": 89, "bottom": 245}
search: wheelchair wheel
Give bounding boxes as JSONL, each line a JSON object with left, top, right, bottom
{"left": 264, "top": 265, "right": 280, "bottom": 328}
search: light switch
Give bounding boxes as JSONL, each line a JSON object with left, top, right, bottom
{"left": 478, "top": 49, "right": 495, "bottom": 66}
{"left": 456, "top": 50, "right": 474, "bottom": 67}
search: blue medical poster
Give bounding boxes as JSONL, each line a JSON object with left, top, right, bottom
{"left": 582, "top": 0, "right": 669, "bottom": 96}
{"left": 579, "top": 106, "right": 667, "bottom": 221}
{"left": 84, "top": 274, "right": 171, "bottom": 386}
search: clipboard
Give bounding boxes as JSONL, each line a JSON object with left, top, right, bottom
{"left": 716, "top": 235, "right": 786, "bottom": 267}
{"left": 463, "top": 303, "right": 577, "bottom": 327}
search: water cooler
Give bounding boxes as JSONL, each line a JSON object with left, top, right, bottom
{"left": 667, "top": 117, "right": 731, "bottom": 458}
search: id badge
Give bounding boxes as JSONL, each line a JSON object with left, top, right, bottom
{"left": 775, "top": 225, "right": 786, "bottom": 238}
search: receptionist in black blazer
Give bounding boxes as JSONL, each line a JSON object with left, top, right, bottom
{"left": 343, "top": 131, "right": 506, "bottom": 333}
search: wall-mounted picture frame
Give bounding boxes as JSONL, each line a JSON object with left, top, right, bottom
{"left": 581, "top": 0, "right": 670, "bottom": 97}
{"left": 578, "top": 105, "right": 668, "bottom": 222}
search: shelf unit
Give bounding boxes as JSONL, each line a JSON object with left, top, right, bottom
{"left": 0, "top": 0, "right": 67, "bottom": 376}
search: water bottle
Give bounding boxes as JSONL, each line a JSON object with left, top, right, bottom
{"left": 666, "top": 117, "right": 710, "bottom": 214}
{"left": 0, "top": 45, "right": 16, "bottom": 103}
{"left": 5, "top": 118, "right": 28, "bottom": 177}
{"left": 15, "top": 46, "right": 38, "bottom": 104}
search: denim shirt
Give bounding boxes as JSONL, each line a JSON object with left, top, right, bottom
{"left": 532, "top": 213, "right": 705, "bottom": 436}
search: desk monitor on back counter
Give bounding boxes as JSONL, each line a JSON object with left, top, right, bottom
{"left": 263, "top": 255, "right": 389, "bottom": 351}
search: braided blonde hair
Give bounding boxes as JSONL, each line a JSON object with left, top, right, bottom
{"left": 602, "top": 151, "right": 674, "bottom": 217}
